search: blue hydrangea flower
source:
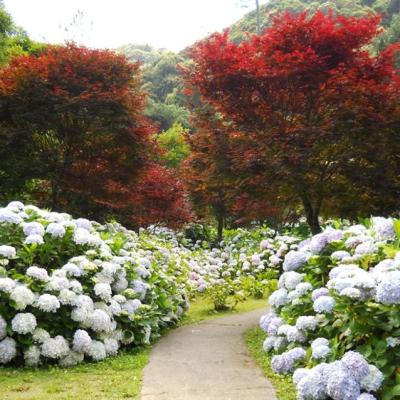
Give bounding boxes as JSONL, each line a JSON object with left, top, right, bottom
{"left": 296, "top": 316, "right": 318, "bottom": 332}
{"left": 297, "top": 369, "right": 326, "bottom": 400}
{"left": 376, "top": 273, "right": 400, "bottom": 305}
{"left": 269, "top": 289, "right": 289, "bottom": 308}
{"left": 313, "top": 296, "right": 335, "bottom": 313}
{"left": 342, "top": 352, "right": 369, "bottom": 383}
{"left": 293, "top": 368, "right": 310, "bottom": 386}
{"left": 311, "top": 345, "right": 331, "bottom": 360}
{"left": 312, "top": 288, "right": 329, "bottom": 301}
{"left": 360, "top": 364, "right": 384, "bottom": 392}
{"left": 283, "top": 250, "right": 309, "bottom": 272}
{"left": 357, "top": 394, "right": 377, "bottom": 400}
{"left": 327, "top": 368, "right": 361, "bottom": 400}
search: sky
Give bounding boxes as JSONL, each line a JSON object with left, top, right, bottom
{"left": 4, "top": 0, "right": 269, "bottom": 52}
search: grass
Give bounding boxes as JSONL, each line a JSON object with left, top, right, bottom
{"left": 0, "top": 347, "right": 149, "bottom": 400}
{"left": 181, "top": 295, "right": 267, "bottom": 325}
{"left": 0, "top": 296, "right": 267, "bottom": 400}
{"left": 246, "top": 327, "right": 296, "bottom": 400}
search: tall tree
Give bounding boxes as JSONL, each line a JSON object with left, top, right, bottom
{"left": 186, "top": 11, "right": 400, "bottom": 233}
{"left": 183, "top": 108, "right": 235, "bottom": 241}
{"left": 0, "top": 43, "right": 152, "bottom": 218}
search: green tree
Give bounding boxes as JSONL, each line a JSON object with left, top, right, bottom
{"left": 156, "top": 122, "right": 190, "bottom": 169}
{"left": 0, "top": 4, "right": 41, "bottom": 64}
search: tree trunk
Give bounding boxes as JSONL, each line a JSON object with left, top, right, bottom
{"left": 301, "top": 196, "right": 322, "bottom": 235}
{"left": 51, "top": 180, "right": 60, "bottom": 209}
{"left": 217, "top": 214, "right": 224, "bottom": 244}
{"left": 255, "top": 0, "right": 260, "bottom": 34}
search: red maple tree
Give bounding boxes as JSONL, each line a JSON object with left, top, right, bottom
{"left": 185, "top": 11, "right": 400, "bottom": 233}
{"left": 0, "top": 43, "right": 192, "bottom": 227}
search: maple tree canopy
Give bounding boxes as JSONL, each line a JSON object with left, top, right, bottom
{"left": 185, "top": 11, "right": 400, "bottom": 233}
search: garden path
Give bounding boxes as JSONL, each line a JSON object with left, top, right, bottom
{"left": 141, "top": 308, "right": 276, "bottom": 400}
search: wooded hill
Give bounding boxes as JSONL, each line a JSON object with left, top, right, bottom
{"left": 117, "top": 0, "right": 400, "bottom": 132}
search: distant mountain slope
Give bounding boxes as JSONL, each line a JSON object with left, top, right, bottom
{"left": 115, "top": 43, "right": 168, "bottom": 65}
{"left": 117, "top": 1, "right": 400, "bottom": 132}
{"left": 229, "top": 0, "right": 400, "bottom": 44}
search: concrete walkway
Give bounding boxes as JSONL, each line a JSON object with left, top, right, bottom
{"left": 141, "top": 308, "right": 277, "bottom": 400}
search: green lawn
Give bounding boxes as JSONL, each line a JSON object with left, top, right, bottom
{"left": 246, "top": 327, "right": 296, "bottom": 400}
{"left": 0, "top": 296, "right": 267, "bottom": 400}
{"left": 181, "top": 295, "right": 267, "bottom": 325}
{"left": 0, "top": 347, "right": 149, "bottom": 400}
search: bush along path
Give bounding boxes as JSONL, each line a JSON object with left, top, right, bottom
{"left": 141, "top": 308, "right": 276, "bottom": 400}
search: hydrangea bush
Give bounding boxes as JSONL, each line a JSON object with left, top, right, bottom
{"left": 260, "top": 217, "right": 400, "bottom": 400}
{"left": 0, "top": 202, "right": 189, "bottom": 367}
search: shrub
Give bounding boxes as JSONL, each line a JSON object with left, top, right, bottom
{"left": 0, "top": 201, "right": 188, "bottom": 367}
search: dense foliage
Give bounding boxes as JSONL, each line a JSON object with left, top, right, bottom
{"left": 260, "top": 217, "right": 400, "bottom": 399}
{"left": 0, "top": 201, "right": 188, "bottom": 367}
{"left": 186, "top": 11, "right": 400, "bottom": 233}
{"left": 0, "top": 43, "right": 191, "bottom": 229}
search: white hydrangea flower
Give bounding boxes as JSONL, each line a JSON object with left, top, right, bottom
{"left": 59, "top": 350, "right": 84, "bottom": 367}
{"left": 46, "top": 222, "right": 66, "bottom": 238}
{"left": 340, "top": 287, "right": 362, "bottom": 299}
{"left": 24, "top": 345, "right": 41, "bottom": 367}
{"left": 122, "top": 299, "right": 142, "bottom": 314}
{"left": 0, "top": 315, "right": 6, "bottom": 340}
{"left": 46, "top": 212, "right": 67, "bottom": 223}
{"left": 0, "top": 337, "right": 17, "bottom": 364}
{"left": 71, "top": 307, "right": 91, "bottom": 323}
{"left": 112, "top": 294, "right": 127, "bottom": 304}
{"left": 32, "top": 328, "right": 50, "bottom": 344}
{"left": 89, "top": 309, "right": 112, "bottom": 332}
{"left": 386, "top": 337, "right": 400, "bottom": 348}
{"left": 7, "top": 201, "right": 24, "bottom": 210}
{"left": 41, "top": 336, "right": 69, "bottom": 359}
{"left": 283, "top": 271, "right": 304, "bottom": 290}
{"left": 87, "top": 340, "right": 106, "bottom": 361}
{"left": 46, "top": 276, "right": 69, "bottom": 291}
{"left": 372, "top": 217, "right": 395, "bottom": 241}
{"left": 94, "top": 283, "right": 112, "bottom": 302}
{"left": 23, "top": 222, "right": 45, "bottom": 237}
{"left": 69, "top": 280, "right": 83, "bottom": 293}
{"left": 0, "top": 208, "right": 23, "bottom": 224}
{"left": 0, "top": 277, "right": 16, "bottom": 293}
{"left": 109, "top": 300, "right": 122, "bottom": 316}
{"left": 25, "top": 234, "right": 44, "bottom": 245}
{"left": 61, "top": 263, "right": 82, "bottom": 277}
{"left": 75, "top": 218, "right": 92, "bottom": 231}
{"left": 0, "top": 245, "right": 16, "bottom": 258}
{"left": 73, "top": 228, "right": 92, "bottom": 245}
{"left": 11, "top": 313, "right": 37, "bottom": 334}
{"left": 58, "top": 289, "right": 77, "bottom": 305}
{"left": 10, "top": 285, "right": 35, "bottom": 310}
{"left": 26, "top": 266, "right": 49, "bottom": 281}
{"left": 104, "top": 338, "right": 119, "bottom": 356}
{"left": 36, "top": 294, "right": 60, "bottom": 313}
{"left": 73, "top": 329, "right": 92, "bottom": 353}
